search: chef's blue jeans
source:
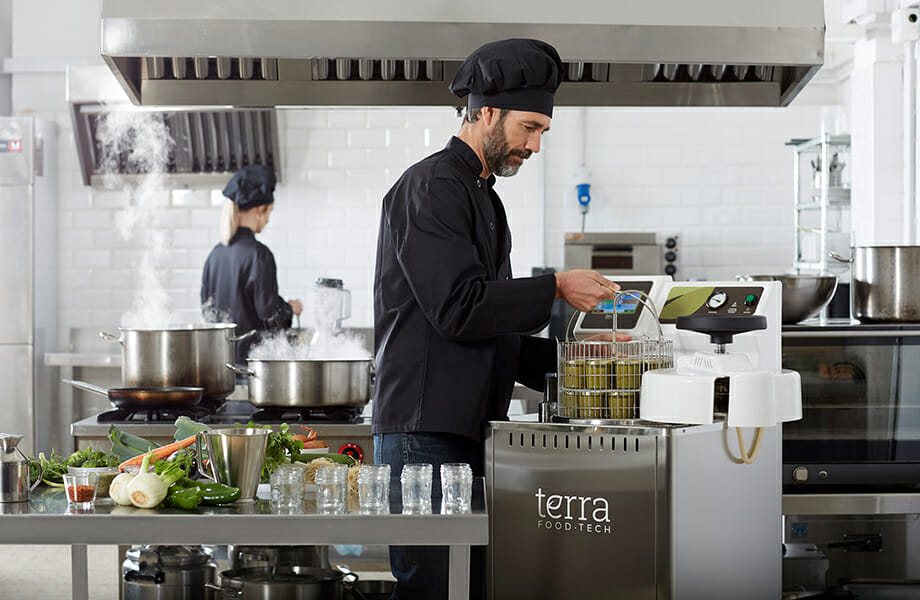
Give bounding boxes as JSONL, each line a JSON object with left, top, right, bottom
{"left": 374, "top": 432, "right": 485, "bottom": 600}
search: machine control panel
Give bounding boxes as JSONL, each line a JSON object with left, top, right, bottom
{"left": 659, "top": 286, "right": 764, "bottom": 324}
{"left": 578, "top": 280, "right": 654, "bottom": 331}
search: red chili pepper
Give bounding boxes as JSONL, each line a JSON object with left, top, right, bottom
{"left": 67, "top": 484, "right": 95, "bottom": 503}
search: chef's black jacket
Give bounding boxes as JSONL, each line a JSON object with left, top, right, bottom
{"left": 201, "top": 227, "right": 293, "bottom": 364}
{"left": 373, "top": 136, "right": 557, "bottom": 442}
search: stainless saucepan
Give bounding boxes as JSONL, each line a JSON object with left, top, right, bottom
{"left": 226, "top": 358, "right": 373, "bottom": 408}
{"left": 831, "top": 245, "right": 920, "bottom": 322}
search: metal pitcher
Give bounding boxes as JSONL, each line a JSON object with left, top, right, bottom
{"left": 0, "top": 433, "right": 42, "bottom": 503}
{"left": 195, "top": 428, "right": 270, "bottom": 502}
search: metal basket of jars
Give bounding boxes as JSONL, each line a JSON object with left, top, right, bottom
{"left": 556, "top": 290, "right": 673, "bottom": 421}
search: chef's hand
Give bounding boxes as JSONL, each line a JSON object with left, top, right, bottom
{"left": 585, "top": 332, "right": 632, "bottom": 343}
{"left": 288, "top": 299, "right": 303, "bottom": 316}
{"left": 554, "top": 269, "right": 619, "bottom": 313}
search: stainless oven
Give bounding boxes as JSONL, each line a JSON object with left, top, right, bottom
{"left": 780, "top": 323, "right": 920, "bottom": 593}
{"left": 781, "top": 322, "right": 920, "bottom": 490}
{"left": 563, "top": 231, "right": 679, "bottom": 277}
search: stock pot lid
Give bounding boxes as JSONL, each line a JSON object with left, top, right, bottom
{"left": 132, "top": 545, "right": 214, "bottom": 567}
{"left": 222, "top": 567, "right": 342, "bottom": 584}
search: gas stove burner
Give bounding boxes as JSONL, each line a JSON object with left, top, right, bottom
{"left": 96, "top": 405, "right": 213, "bottom": 424}
{"left": 250, "top": 406, "right": 363, "bottom": 424}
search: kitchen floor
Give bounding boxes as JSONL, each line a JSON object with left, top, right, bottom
{"left": 0, "top": 545, "right": 393, "bottom": 598}
{"left": 0, "top": 545, "right": 119, "bottom": 599}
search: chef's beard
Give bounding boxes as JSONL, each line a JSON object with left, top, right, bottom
{"left": 483, "top": 114, "right": 532, "bottom": 177}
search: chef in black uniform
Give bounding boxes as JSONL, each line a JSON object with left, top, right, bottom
{"left": 372, "top": 38, "right": 622, "bottom": 599}
{"left": 201, "top": 164, "right": 303, "bottom": 365}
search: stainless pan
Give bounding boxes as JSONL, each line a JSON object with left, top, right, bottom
{"left": 831, "top": 245, "right": 920, "bottom": 322}
{"left": 226, "top": 358, "right": 373, "bottom": 409}
{"left": 63, "top": 379, "right": 204, "bottom": 410}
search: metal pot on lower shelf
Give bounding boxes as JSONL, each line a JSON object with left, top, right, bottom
{"left": 208, "top": 566, "right": 357, "bottom": 600}
{"left": 123, "top": 545, "right": 218, "bottom": 600}
{"left": 228, "top": 545, "right": 330, "bottom": 571}
{"left": 227, "top": 358, "right": 373, "bottom": 408}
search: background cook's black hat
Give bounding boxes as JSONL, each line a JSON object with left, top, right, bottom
{"left": 222, "top": 164, "right": 276, "bottom": 210}
{"left": 449, "top": 38, "right": 564, "bottom": 118}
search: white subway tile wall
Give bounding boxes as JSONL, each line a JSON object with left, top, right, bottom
{"left": 52, "top": 105, "right": 825, "bottom": 335}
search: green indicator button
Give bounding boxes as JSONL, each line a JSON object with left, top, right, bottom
{"left": 744, "top": 294, "right": 757, "bottom": 306}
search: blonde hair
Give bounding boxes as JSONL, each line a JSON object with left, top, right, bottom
{"left": 219, "top": 199, "right": 239, "bottom": 245}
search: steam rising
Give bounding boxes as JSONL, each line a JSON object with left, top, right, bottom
{"left": 97, "top": 111, "right": 181, "bottom": 328}
{"left": 248, "top": 331, "right": 370, "bottom": 360}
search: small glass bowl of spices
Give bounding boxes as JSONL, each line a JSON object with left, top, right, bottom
{"left": 68, "top": 466, "right": 119, "bottom": 505}
{"left": 62, "top": 471, "right": 98, "bottom": 511}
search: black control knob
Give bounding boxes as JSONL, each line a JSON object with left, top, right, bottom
{"left": 665, "top": 251, "right": 677, "bottom": 262}
{"left": 664, "top": 264, "right": 677, "bottom": 276}
{"left": 676, "top": 315, "right": 767, "bottom": 345}
{"left": 665, "top": 237, "right": 678, "bottom": 249}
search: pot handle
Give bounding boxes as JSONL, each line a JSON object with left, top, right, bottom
{"left": 230, "top": 329, "right": 257, "bottom": 343}
{"left": 205, "top": 583, "right": 240, "bottom": 598}
{"left": 336, "top": 563, "right": 360, "bottom": 586}
{"left": 225, "top": 363, "right": 256, "bottom": 378}
{"left": 829, "top": 251, "right": 853, "bottom": 263}
{"left": 62, "top": 379, "right": 110, "bottom": 397}
{"left": 367, "top": 361, "right": 376, "bottom": 386}
{"left": 99, "top": 331, "right": 123, "bottom": 345}
{"left": 18, "top": 447, "right": 43, "bottom": 492}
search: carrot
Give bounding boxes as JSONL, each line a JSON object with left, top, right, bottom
{"left": 302, "top": 439, "right": 328, "bottom": 449}
{"left": 118, "top": 435, "right": 197, "bottom": 472}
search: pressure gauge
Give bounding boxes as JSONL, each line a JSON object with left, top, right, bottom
{"left": 705, "top": 291, "right": 728, "bottom": 310}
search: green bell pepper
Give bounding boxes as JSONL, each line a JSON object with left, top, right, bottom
{"left": 165, "top": 485, "right": 203, "bottom": 510}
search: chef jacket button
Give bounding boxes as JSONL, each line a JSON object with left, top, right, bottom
{"left": 477, "top": 180, "right": 482, "bottom": 189}
{"left": 489, "top": 221, "right": 495, "bottom": 231}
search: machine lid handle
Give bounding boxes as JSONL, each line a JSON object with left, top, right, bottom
{"left": 676, "top": 315, "right": 766, "bottom": 346}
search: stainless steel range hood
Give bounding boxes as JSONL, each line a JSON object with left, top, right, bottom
{"left": 68, "top": 65, "right": 280, "bottom": 187}
{"left": 100, "top": 0, "right": 825, "bottom": 109}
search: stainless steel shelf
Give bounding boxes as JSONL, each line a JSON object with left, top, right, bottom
{"left": 1, "top": 480, "right": 488, "bottom": 600}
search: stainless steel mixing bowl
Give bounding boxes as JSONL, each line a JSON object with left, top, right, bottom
{"left": 740, "top": 274, "right": 838, "bottom": 324}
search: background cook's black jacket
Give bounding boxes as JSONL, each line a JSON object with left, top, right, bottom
{"left": 201, "top": 227, "right": 293, "bottom": 364}
{"left": 373, "top": 137, "right": 557, "bottom": 442}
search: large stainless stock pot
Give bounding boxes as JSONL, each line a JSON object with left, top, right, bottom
{"left": 831, "top": 245, "right": 920, "bottom": 322}
{"left": 101, "top": 324, "right": 256, "bottom": 402}
{"left": 227, "top": 358, "right": 373, "bottom": 409}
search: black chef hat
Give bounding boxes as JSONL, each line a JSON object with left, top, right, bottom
{"left": 222, "top": 164, "right": 276, "bottom": 210}
{"left": 449, "top": 38, "right": 564, "bottom": 118}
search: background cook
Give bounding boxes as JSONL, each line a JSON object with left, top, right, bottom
{"left": 200, "top": 164, "right": 303, "bottom": 365}
{"left": 372, "top": 38, "right": 623, "bottom": 599}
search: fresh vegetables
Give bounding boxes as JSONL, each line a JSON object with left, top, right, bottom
{"left": 174, "top": 478, "right": 242, "bottom": 505}
{"left": 124, "top": 452, "right": 187, "bottom": 508}
{"left": 117, "top": 435, "right": 197, "bottom": 472}
{"left": 296, "top": 452, "right": 355, "bottom": 467}
{"left": 164, "top": 485, "right": 203, "bottom": 510}
{"left": 34, "top": 447, "right": 120, "bottom": 487}
{"left": 109, "top": 472, "right": 134, "bottom": 505}
{"left": 108, "top": 426, "right": 160, "bottom": 460}
{"left": 174, "top": 416, "right": 211, "bottom": 441}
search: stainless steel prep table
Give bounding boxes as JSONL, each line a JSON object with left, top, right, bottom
{"left": 1, "top": 480, "right": 488, "bottom": 600}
